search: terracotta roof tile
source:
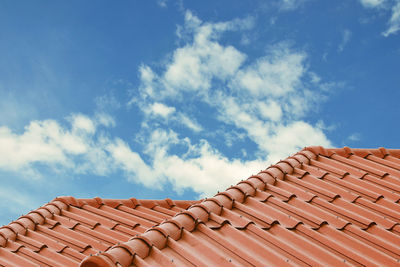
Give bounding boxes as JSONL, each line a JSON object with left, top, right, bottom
{"left": 79, "top": 146, "right": 400, "bottom": 267}
{"left": 1, "top": 146, "right": 400, "bottom": 266}
{"left": 0, "top": 197, "right": 197, "bottom": 266}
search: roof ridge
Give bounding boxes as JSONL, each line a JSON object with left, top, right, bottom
{"left": 305, "top": 146, "right": 400, "bottom": 158}
{"left": 0, "top": 198, "right": 70, "bottom": 248}
{"left": 53, "top": 196, "right": 196, "bottom": 209}
{"left": 80, "top": 148, "right": 318, "bottom": 267}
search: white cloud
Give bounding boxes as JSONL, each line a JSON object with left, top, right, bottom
{"left": 157, "top": 0, "right": 167, "bottom": 8}
{"left": 106, "top": 138, "right": 158, "bottom": 188}
{"left": 177, "top": 113, "right": 203, "bottom": 132}
{"left": 138, "top": 11, "right": 248, "bottom": 100}
{"left": 140, "top": 101, "right": 202, "bottom": 132}
{"left": 0, "top": 11, "right": 335, "bottom": 201}
{"left": 95, "top": 92, "right": 122, "bottom": 111}
{"left": 142, "top": 129, "right": 265, "bottom": 196}
{"left": 215, "top": 94, "right": 331, "bottom": 162}
{"left": 95, "top": 113, "right": 116, "bottom": 127}
{"left": 0, "top": 114, "right": 116, "bottom": 177}
{"left": 231, "top": 47, "right": 305, "bottom": 97}
{"left": 359, "top": 0, "right": 400, "bottom": 37}
{"left": 161, "top": 33, "right": 245, "bottom": 94}
{"left": 338, "top": 29, "right": 352, "bottom": 52}
{"left": 101, "top": 128, "right": 264, "bottom": 196}
{"left": 383, "top": 1, "right": 400, "bottom": 36}
{"left": 129, "top": 11, "right": 333, "bottom": 179}
{"left": 135, "top": 64, "right": 157, "bottom": 100}
{"left": 0, "top": 120, "right": 78, "bottom": 171}
{"left": 70, "top": 114, "right": 96, "bottom": 134}
{"left": 152, "top": 140, "right": 264, "bottom": 197}
{"left": 264, "top": 121, "right": 331, "bottom": 163}
{"left": 149, "top": 102, "right": 176, "bottom": 118}
{"left": 348, "top": 133, "right": 361, "bottom": 141}
{"left": 257, "top": 100, "right": 283, "bottom": 121}
{"left": 279, "top": 0, "right": 310, "bottom": 10}
{"left": 359, "top": 0, "right": 385, "bottom": 8}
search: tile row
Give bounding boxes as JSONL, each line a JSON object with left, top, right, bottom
{"left": 0, "top": 197, "right": 196, "bottom": 266}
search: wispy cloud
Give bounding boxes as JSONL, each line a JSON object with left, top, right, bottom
{"left": 359, "top": 0, "right": 400, "bottom": 36}
{"left": 157, "top": 0, "right": 168, "bottom": 8}
{"left": 359, "top": 0, "right": 385, "bottom": 8}
{"left": 383, "top": 0, "right": 400, "bottom": 36}
{"left": 338, "top": 29, "right": 352, "bottom": 52}
{"left": 0, "top": 186, "right": 42, "bottom": 221}
{"left": 279, "top": 0, "right": 310, "bottom": 10}
{"left": 138, "top": 101, "right": 203, "bottom": 132}
{"left": 176, "top": 113, "right": 203, "bottom": 132}
{"left": 0, "top": 90, "right": 39, "bottom": 129}
{"left": 347, "top": 133, "right": 361, "bottom": 142}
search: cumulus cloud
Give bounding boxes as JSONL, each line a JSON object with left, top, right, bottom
{"left": 127, "top": 10, "right": 332, "bottom": 195}
{"left": 150, "top": 138, "right": 264, "bottom": 197}
{"left": 0, "top": 114, "right": 115, "bottom": 177}
{"left": 137, "top": 11, "right": 249, "bottom": 100}
{"left": 0, "top": 113, "right": 251, "bottom": 196}
{"left": 106, "top": 138, "right": 157, "bottom": 188}
{"left": 1, "top": 11, "right": 334, "bottom": 200}
{"left": 133, "top": 129, "right": 265, "bottom": 196}
{"left": 149, "top": 102, "right": 176, "bottom": 118}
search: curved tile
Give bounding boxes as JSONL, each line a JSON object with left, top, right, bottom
{"left": 1, "top": 146, "right": 400, "bottom": 267}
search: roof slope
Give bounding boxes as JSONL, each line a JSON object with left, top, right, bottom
{"left": 0, "top": 147, "right": 399, "bottom": 266}
{"left": 80, "top": 147, "right": 400, "bottom": 267}
{"left": 0, "top": 197, "right": 197, "bottom": 266}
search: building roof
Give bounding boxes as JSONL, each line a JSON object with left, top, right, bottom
{"left": 1, "top": 146, "right": 400, "bottom": 266}
{"left": 0, "top": 197, "right": 197, "bottom": 266}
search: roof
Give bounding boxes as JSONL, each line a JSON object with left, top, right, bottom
{"left": 0, "top": 197, "right": 197, "bottom": 266}
{"left": 1, "top": 146, "right": 400, "bottom": 266}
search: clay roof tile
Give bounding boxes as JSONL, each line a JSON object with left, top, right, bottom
{"left": 1, "top": 146, "right": 399, "bottom": 266}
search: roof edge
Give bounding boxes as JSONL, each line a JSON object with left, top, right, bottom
{"left": 0, "top": 198, "right": 69, "bottom": 247}
{"left": 0, "top": 196, "right": 198, "bottom": 249}
{"left": 80, "top": 148, "right": 317, "bottom": 267}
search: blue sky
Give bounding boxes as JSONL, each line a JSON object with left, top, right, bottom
{"left": 0, "top": 0, "right": 399, "bottom": 225}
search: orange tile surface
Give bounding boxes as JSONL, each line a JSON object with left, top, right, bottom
{"left": 1, "top": 146, "right": 400, "bottom": 266}
{"left": 80, "top": 147, "right": 400, "bottom": 267}
{"left": 0, "top": 197, "right": 197, "bottom": 266}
